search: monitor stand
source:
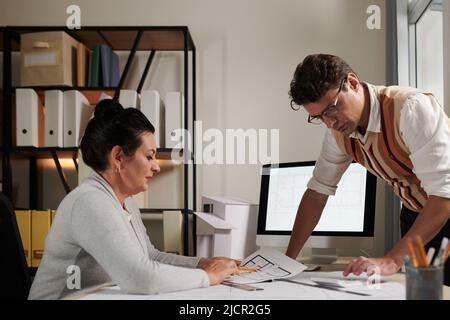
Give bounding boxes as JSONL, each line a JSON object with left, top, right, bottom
{"left": 308, "top": 248, "right": 338, "bottom": 265}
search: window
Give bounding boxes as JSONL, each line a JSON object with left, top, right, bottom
{"left": 409, "top": 0, "right": 444, "bottom": 105}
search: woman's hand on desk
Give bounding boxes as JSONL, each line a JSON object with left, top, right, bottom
{"left": 343, "top": 256, "right": 402, "bottom": 277}
{"left": 197, "top": 257, "right": 241, "bottom": 285}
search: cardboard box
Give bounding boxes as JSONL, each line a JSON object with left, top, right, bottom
{"left": 20, "top": 31, "right": 79, "bottom": 86}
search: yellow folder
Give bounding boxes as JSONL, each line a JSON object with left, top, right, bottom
{"left": 15, "top": 210, "right": 32, "bottom": 267}
{"left": 51, "top": 210, "right": 57, "bottom": 224}
{"left": 31, "top": 210, "right": 52, "bottom": 267}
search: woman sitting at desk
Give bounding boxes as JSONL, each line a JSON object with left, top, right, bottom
{"left": 28, "top": 99, "right": 239, "bottom": 299}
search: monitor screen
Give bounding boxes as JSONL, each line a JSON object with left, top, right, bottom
{"left": 257, "top": 161, "right": 376, "bottom": 237}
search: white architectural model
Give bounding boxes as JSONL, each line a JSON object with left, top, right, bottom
{"left": 195, "top": 196, "right": 258, "bottom": 260}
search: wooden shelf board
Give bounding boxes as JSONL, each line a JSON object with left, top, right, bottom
{"left": 3, "top": 27, "right": 194, "bottom": 51}
{"left": 5, "top": 147, "right": 184, "bottom": 160}
{"left": 140, "top": 208, "right": 194, "bottom": 213}
{"left": 10, "top": 147, "right": 79, "bottom": 159}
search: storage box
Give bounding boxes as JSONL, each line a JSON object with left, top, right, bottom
{"left": 20, "top": 31, "right": 79, "bottom": 86}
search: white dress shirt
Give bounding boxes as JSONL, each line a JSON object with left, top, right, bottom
{"left": 307, "top": 83, "right": 450, "bottom": 200}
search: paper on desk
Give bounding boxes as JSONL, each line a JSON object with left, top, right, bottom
{"left": 286, "top": 271, "right": 406, "bottom": 299}
{"left": 291, "top": 271, "right": 376, "bottom": 284}
{"left": 226, "top": 248, "right": 307, "bottom": 284}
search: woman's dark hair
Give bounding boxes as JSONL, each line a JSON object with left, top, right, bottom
{"left": 80, "top": 99, "right": 155, "bottom": 172}
{"left": 289, "top": 54, "right": 355, "bottom": 110}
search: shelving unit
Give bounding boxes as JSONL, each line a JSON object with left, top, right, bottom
{"left": 1, "top": 26, "right": 197, "bottom": 255}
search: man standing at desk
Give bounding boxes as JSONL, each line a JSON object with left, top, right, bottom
{"left": 286, "top": 54, "right": 450, "bottom": 285}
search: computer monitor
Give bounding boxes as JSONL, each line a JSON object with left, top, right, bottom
{"left": 256, "top": 161, "right": 377, "bottom": 263}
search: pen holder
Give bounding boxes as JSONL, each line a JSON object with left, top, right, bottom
{"left": 405, "top": 265, "right": 443, "bottom": 300}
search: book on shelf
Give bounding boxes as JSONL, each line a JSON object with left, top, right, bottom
{"left": 31, "top": 210, "right": 52, "bottom": 267}
{"left": 76, "top": 42, "right": 91, "bottom": 87}
{"left": 15, "top": 210, "right": 32, "bottom": 267}
{"left": 110, "top": 50, "right": 120, "bottom": 87}
{"left": 15, "top": 209, "right": 58, "bottom": 267}
{"left": 89, "top": 45, "right": 101, "bottom": 87}
{"left": 99, "top": 44, "right": 111, "bottom": 87}
{"left": 51, "top": 210, "right": 57, "bottom": 223}
{"left": 87, "top": 44, "right": 119, "bottom": 88}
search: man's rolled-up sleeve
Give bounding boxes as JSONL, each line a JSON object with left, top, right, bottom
{"left": 307, "top": 129, "right": 353, "bottom": 196}
{"left": 400, "top": 94, "right": 450, "bottom": 199}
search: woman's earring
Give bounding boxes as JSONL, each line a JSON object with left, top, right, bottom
{"left": 115, "top": 166, "right": 120, "bottom": 174}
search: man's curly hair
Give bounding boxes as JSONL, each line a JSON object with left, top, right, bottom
{"left": 289, "top": 54, "right": 355, "bottom": 109}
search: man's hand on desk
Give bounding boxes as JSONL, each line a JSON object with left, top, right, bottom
{"left": 343, "top": 255, "right": 403, "bottom": 277}
{"left": 197, "top": 257, "right": 241, "bottom": 286}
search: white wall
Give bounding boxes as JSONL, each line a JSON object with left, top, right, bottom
{"left": 444, "top": 0, "right": 450, "bottom": 115}
{"left": 0, "top": 0, "right": 387, "bottom": 255}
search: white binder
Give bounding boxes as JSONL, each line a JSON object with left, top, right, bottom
{"left": 164, "top": 91, "right": 184, "bottom": 148}
{"left": 44, "top": 90, "right": 64, "bottom": 147}
{"left": 63, "top": 90, "right": 93, "bottom": 147}
{"left": 16, "top": 88, "right": 44, "bottom": 147}
{"left": 133, "top": 191, "right": 148, "bottom": 209}
{"left": 163, "top": 210, "right": 183, "bottom": 255}
{"left": 119, "top": 90, "right": 139, "bottom": 108}
{"left": 140, "top": 90, "right": 165, "bottom": 148}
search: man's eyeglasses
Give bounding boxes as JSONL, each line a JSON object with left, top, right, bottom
{"left": 307, "top": 78, "right": 346, "bottom": 125}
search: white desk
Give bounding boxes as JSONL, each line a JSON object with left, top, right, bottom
{"left": 72, "top": 258, "right": 450, "bottom": 300}
{"left": 75, "top": 279, "right": 450, "bottom": 300}
{"left": 75, "top": 277, "right": 404, "bottom": 300}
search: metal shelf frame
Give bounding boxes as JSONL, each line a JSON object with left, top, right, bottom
{"left": 1, "top": 26, "right": 197, "bottom": 255}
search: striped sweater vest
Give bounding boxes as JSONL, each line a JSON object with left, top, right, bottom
{"left": 333, "top": 86, "right": 435, "bottom": 213}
